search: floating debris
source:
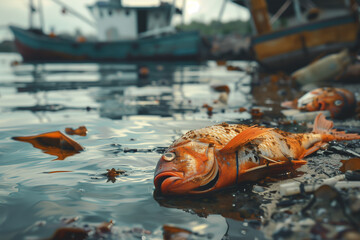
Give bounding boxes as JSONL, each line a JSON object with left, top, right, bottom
{"left": 280, "top": 174, "right": 360, "bottom": 197}
{"left": 43, "top": 171, "right": 72, "bottom": 174}
{"left": 65, "top": 126, "right": 88, "bottom": 136}
{"left": 12, "top": 131, "right": 84, "bottom": 160}
{"left": 102, "top": 168, "right": 126, "bottom": 183}
{"left": 96, "top": 220, "right": 114, "bottom": 234}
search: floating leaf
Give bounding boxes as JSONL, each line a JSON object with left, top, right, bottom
{"left": 96, "top": 220, "right": 114, "bottom": 234}
{"left": 12, "top": 131, "right": 84, "bottom": 160}
{"left": 65, "top": 126, "right": 87, "bottom": 136}
{"left": 103, "top": 168, "right": 126, "bottom": 183}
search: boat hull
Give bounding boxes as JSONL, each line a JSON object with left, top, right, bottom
{"left": 9, "top": 26, "right": 206, "bottom": 63}
{"left": 251, "top": 14, "right": 360, "bottom": 71}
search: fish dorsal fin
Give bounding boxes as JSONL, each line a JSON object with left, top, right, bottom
{"left": 219, "top": 126, "right": 271, "bottom": 153}
{"left": 312, "top": 113, "right": 333, "bottom": 134}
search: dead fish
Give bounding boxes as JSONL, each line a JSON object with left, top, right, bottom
{"left": 154, "top": 113, "right": 360, "bottom": 195}
{"left": 281, "top": 87, "right": 356, "bottom": 119}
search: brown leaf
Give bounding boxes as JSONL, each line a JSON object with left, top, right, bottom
{"left": 65, "top": 126, "right": 88, "bottom": 136}
{"left": 12, "top": 131, "right": 84, "bottom": 160}
{"left": 340, "top": 158, "right": 360, "bottom": 172}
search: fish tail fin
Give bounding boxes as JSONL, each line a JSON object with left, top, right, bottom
{"left": 312, "top": 113, "right": 360, "bottom": 141}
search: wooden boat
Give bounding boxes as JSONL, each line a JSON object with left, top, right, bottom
{"left": 9, "top": 0, "right": 207, "bottom": 63}
{"left": 232, "top": 0, "right": 360, "bottom": 71}
{"left": 9, "top": 26, "right": 205, "bottom": 63}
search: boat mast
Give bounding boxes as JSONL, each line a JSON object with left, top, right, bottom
{"left": 52, "top": 0, "right": 96, "bottom": 29}
{"left": 182, "top": 0, "right": 186, "bottom": 25}
{"left": 29, "top": 0, "right": 34, "bottom": 29}
{"left": 292, "top": 0, "right": 303, "bottom": 23}
{"left": 248, "top": 0, "right": 272, "bottom": 35}
{"left": 218, "top": 0, "right": 228, "bottom": 21}
{"left": 170, "top": 0, "right": 176, "bottom": 25}
{"left": 38, "top": 0, "right": 45, "bottom": 30}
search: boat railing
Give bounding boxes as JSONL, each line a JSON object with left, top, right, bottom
{"left": 138, "top": 26, "right": 176, "bottom": 39}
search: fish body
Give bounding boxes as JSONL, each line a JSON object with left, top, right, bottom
{"left": 154, "top": 114, "right": 360, "bottom": 195}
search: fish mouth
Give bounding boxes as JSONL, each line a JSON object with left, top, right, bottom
{"left": 154, "top": 171, "right": 184, "bottom": 194}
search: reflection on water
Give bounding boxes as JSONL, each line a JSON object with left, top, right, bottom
{"left": 0, "top": 53, "right": 260, "bottom": 239}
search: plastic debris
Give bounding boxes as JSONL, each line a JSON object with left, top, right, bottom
{"left": 279, "top": 175, "right": 360, "bottom": 196}
{"left": 291, "top": 49, "right": 351, "bottom": 85}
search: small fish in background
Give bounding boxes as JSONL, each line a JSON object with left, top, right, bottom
{"left": 65, "top": 126, "right": 88, "bottom": 136}
{"left": 154, "top": 113, "right": 360, "bottom": 195}
{"left": 281, "top": 87, "right": 356, "bottom": 119}
{"left": 12, "top": 131, "right": 84, "bottom": 160}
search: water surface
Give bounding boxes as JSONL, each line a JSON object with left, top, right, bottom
{"left": 0, "top": 53, "right": 266, "bottom": 239}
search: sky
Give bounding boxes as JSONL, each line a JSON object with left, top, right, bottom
{"left": 0, "top": 0, "right": 249, "bottom": 40}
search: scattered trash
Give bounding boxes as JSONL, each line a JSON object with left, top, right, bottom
{"left": 281, "top": 109, "right": 330, "bottom": 121}
{"left": 12, "top": 131, "right": 84, "bottom": 160}
{"left": 291, "top": 49, "right": 351, "bottom": 85}
{"left": 65, "top": 126, "right": 88, "bottom": 136}
{"left": 280, "top": 174, "right": 360, "bottom": 197}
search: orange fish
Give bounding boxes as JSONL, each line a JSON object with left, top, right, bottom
{"left": 154, "top": 113, "right": 360, "bottom": 195}
{"left": 281, "top": 87, "right": 356, "bottom": 119}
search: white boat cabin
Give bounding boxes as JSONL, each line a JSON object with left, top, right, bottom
{"left": 88, "top": 0, "right": 178, "bottom": 41}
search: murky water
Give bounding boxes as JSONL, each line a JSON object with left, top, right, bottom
{"left": 0, "top": 53, "right": 269, "bottom": 239}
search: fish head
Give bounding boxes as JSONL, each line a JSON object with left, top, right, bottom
{"left": 154, "top": 141, "right": 219, "bottom": 195}
{"left": 298, "top": 87, "right": 356, "bottom": 118}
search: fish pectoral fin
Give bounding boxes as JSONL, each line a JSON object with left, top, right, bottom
{"left": 300, "top": 142, "right": 327, "bottom": 158}
{"left": 242, "top": 158, "right": 307, "bottom": 174}
{"left": 219, "top": 126, "right": 271, "bottom": 153}
{"left": 258, "top": 154, "right": 279, "bottom": 164}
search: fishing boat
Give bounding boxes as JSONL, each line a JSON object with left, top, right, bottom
{"left": 9, "top": 0, "right": 207, "bottom": 63}
{"left": 230, "top": 0, "right": 360, "bottom": 71}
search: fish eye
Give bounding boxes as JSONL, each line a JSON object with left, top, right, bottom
{"left": 334, "top": 100, "right": 342, "bottom": 106}
{"left": 163, "top": 152, "right": 176, "bottom": 161}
